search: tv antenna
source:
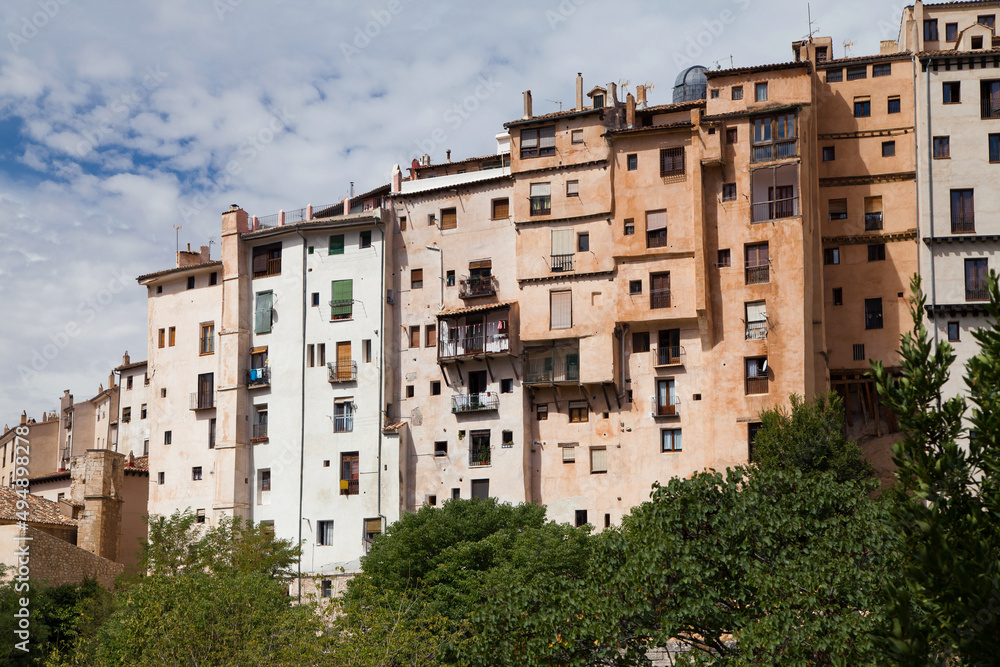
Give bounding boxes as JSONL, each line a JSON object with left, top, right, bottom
{"left": 712, "top": 56, "right": 734, "bottom": 70}
{"left": 546, "top": 99, "right": 563, "bottom": 111}
{"left": 843, "top": 39, "right": 855, "bottom": 57}
{"left": 807, "top": 3, "right": 819, "bottom": 40}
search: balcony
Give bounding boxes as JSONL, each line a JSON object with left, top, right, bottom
{"left": 524, "top": 341, "right": 580, "bottom": 384}
{"left": 655, "top": 402, "right": 680, "bottom": 417}
{"left": 247, "top": 367, "right": 270, "bottom": 388}
{"left": 864, "top": 212, "right": 883, "bottom": 231}
{"left": 334, "top": 414, "right": 354, "bottom": 433}
{"left": 328, "top": 361, "right": 358, "bottom": 383}
{"left": 251, "top": 423, "right": 268, "bottom": 442}
{"left": 439, "top": 320, "right": 510, "bottom": 360}
{"left": 253, "top": 257, "right": 281, "bottom": 279}
{"left": 459, "top": 275, "right": 498, "bottom": 299}
{"left": 189, "top": 393, "right": 214, "bottom": 410}
{"left": 967, "top": 286, "right": 989, "bottom": 302}
{"left": 745, "top": 265, "right": 770, "bottom": 285}
{"left": 751, "top": 196, "right": 798, "bottom": 223}
{"left": 469, "top": 442, "right": 491, "bottom": 467}
{"left": 751, "top": 139, "right": 797, "bottom": 163}
{"left": 650, "top": 289, "right": 671, "bottom": 310}
{"left": 340, "top": 479, "right": 359, "bottom": 496}
{"left": 952, "top": 216, "right": 976, "bottom": 234}
{"left": 745, "top": 375, "right": 769, "bottom": 395}
{"left": 551, "top": 254, "right": 573, "bottom": 272}
{"left": 451, "top": 392, "right": 500, "bottom": 414}
{"left": 982, "top": 98, "right": 1000, "bottom": 119}
{"left": 655, "top": 345, "right": 685, "bottom": 366}
{"left": 745, "top": 321, "right": 768, "bottom": 340}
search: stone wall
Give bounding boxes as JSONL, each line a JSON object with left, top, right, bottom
{"left": 0, "top": 524, "right": 123, "bottom": 590}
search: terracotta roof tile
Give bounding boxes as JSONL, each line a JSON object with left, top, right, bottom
{"left": 0, "top": 487, "right": 77, "bottom": 527}
{"left": 382, "top": 421, "right": 405, "bottom": 434}
{"left": 818, "top": 51, "right": 914, "bottom": 67}
{"left": 706, "top": 61, "right": 811, "bottom": 78}
{"left": 437, "top": 301, "right": 514, "bottom": 318}
{"left": 126, "top": 455, "right": 149, "bottom": 473}
{"left": 137, "top": 261, "right": 222, "bottom": 283}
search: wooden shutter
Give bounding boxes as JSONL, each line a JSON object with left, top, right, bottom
{"left": 336, "top": 342, "right": 352, "bottom": 380}
{"left": 255, "top": 292, "right": 273, "bottom": 333}
{"left": 539, "top": 125, "right": 556, "bottom": 151}
{"left": 551, "top": 229, "right": 573, "bottom": 256}
{"left": 252, "top": 249, "right": 268, "bottom": 274}
{"left": 492, "top": 199, "right": 509, "bottom": 219}
{"left": 469, "top": 259, "right": 492, "bottom": 270}
{"left": 550, "top": 290, "right": 573, "bottom": 329}
{"left": 590, "top": 447, "right": 608, "bottom": 473}
{"left": 651, "top": 273, "right": 670, "bottom": 292}
{"left": 331, "top": 280, "right": 353, "bottom": 319}
{"left": 329, "top": 235, "right": 345, "bottom": 255}
{"left": 440, "top": 208, "right": 457, "bottom": 230}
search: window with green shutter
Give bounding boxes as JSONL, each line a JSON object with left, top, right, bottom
{"left": 331, "top": 280, "right": 353, "bottom": 320}
{"left": 329, "top": 235, "right": 345, "bottom": 255}
{"left": 255, "top": 291, "right": 274, "bottom": 334}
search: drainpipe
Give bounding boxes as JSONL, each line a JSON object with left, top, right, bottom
{"left": 294, "top": 228, "right": 308, "bottom": 603}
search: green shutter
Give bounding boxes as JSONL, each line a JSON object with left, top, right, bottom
{"left": 329, "top": 235, "right": 345, "bottom": 255}
{"left": 331, "top": 280, "right": 353, "bottom": 319}
{"left": 255, "top": 292, "right": 273, "bottom": 334}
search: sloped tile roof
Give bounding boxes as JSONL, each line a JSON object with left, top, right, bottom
{"left": 0, "top": 486, "right": 77, "bottom": 527}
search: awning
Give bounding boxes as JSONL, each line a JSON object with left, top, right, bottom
{"left": 251, "top": 346, "right": 268, "bottom": 355}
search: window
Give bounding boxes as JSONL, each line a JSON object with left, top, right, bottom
{"left": 854, "top": 97, "right": 871, "bottom": 117}
{"left": 726, "top": 128, "right": 737, "bottom": 144}
{"left": 933, "top": 136, "right": 950, "bottom": 159}
{"left": 924, "top": 19, "right": 938, "bottom": 41}
{"left": 888, "top": 96, "right": 901, "bottom": 114}
{"left": 363, "top": 518, "right": 382, "bottom": 551}
{"left": 826, "top": 68, "right": 843, "bottom": 83}
{"left": 847, "top": 66, "right": 868, "bottom": 81}
{"left": 853, "top": 344, "right": 867, "bottom": 361}
{"left": 340, "top": 452, "right": 359, "bottom": 495}
{"left": 578, "top": 232, "right": 589, "bottom": 252}
{"left": 562, "top": 444, "right": 576, "bottom": 463}
{"left": 575, "top": 509, "right": 588, "bottom": 527}
{"left": 980, "top": 14, "right": 996, "bottom": 28}
{"left": 429, "top": 380, "right": 441, "bottom": 396}
{"left": 569, "top": 400, "right": 589, "bottom": 423}
{"left": 500, "top": 378, "right": 513, "bottom": 393}
{"left": 122, "top": 407, "right": 131, "bottom": 423}
{"left": 868, "top": 243, "right": 886, "bottom": 262}
{"left": 991, "top": 134, "right": 1000, "bottom": 163}
{"left": 200, "top": 323, "right": 215, "bottom": 355}
{"left": 520, "top": 125, "right": 556, "bottom": 158}
{"left": 722, "top": 183, "right": 737, "bottom": 201}
{"left": 399, "top": 216, "right": 406, "bottom": 231}
{"left": 943, "top": 81, "right": 961, "bottom": 104}
{"left": 192, "top": 466, "right": 202, "bottom": 481}
{"left": 627, "top": 154, "right": 637, "bottom": 170}
{"left": 951, "top": 189, "right": 975, "bottom": 233}
{"left": 252, "top": 243, "right": 281, "bottom": 278}
{"left": 571, "top": 129, "right": 584, "bottom": 144}
{"left": 312, "top": 293, "right": 320, "bottom": 307}
{"left": 815, "top": 46, "right": 828, "bottom": 62}
{"left": 196, "top": 372, "right": 214, "bottom": 409}
{"left": 168, "top": 327, "right": 176, "bottom": 346}
{"left": 536, "top": 404, "right": 548, "bottom": 420}
{"left": 331, "top": 279, "right": 353, "bottom": 320}
{"left": 873, "top": 63, "right": 891, "bottom": 77}
{"left": 471, "top": 479, "right": 490, "bottom": 500}
{"left": 966, "top": 258, "right": 989, "bottom": 301}
{"left": 982, "top": 80, "right": 1000, "bottom": 118}
{"left": 650, "top": 272, "right": 670, "bottom": 309}
{"left": 492, "top": 198, "right": 509, "bottom": 219}
{"left": 623, "top": 218, "right": 635, "bottom": 235}
{"left": 335, "top": 401, "right": 355, "bottom": 434}
{"left": 629, "top": 280, "right": 643, "bottom": 295}
{"left": 530, "top": 182, "right": 551, "bottom": 215}
{"left": 948, "top": 321, "right": 960, "bottom": 342}
{"left": 158, "top": 328, "right": 165, "bottom": 348}
{"left": 411, "top": 268, "right": 423, "bottom": 290}
{"left": 822, "top": 146, "right": 835, "bottom": 161}
{"left": 329, "top": 234, "right": 345, "bottom": 255}
{"left": 646, "top": 210, "right": 667, "bottom": 248}
{"left": 745, "top": 243, "right": 769, "bottom": 284}
{"left": 187, "top": 276, "right": 195, "bottom": 290}
{"left": 317, "top": 520, "right": 334, "bottom": 546}
{"left": 209, "top": 418, "right": 216, "bottom": 449}
{"left": 865, "top": 298, "right": 884, "bottom": 329}
{"left": 659, "top": 147, "right": 685, "bottom": 177}
{"left": 946, "top": 22, "right": 958, "bottom": 41}
{"left": 590, "top": 447, "right": 607, "bottom": 474}
{"left": 126, "top": 376, "right": 133, "bottom": 390}
{"left": 865, "top": 196, "right": 884, "bottom": 230}
{"left": 745, "top": 357, "right": 769, "bottom": 395}
{"left": 632, "top": 331, "right": 650, "bottom": 352}
{"left": 972, "top": 36, "right": 984, "bottom": 49}
{"left": 656, "top": 378, "right": 678, "bottom": 416}
{"left": 824, "top": 247, "right": 840, "bottom": 265}
{"left": 745, "top": 300, "right": 767, "bottom": 340}
{"left": 833, "top": 287, "right": 843, "bottom": 306}
{"left": 446, "top": 270, "right": 455, "bottom": 286}
{"left": 469, "top": 430, "right": 491, "bottom": 466}
{"left": 502, "top": 430, "right": 513, "bottom": 447}
{"left": 710, "top": 88, "right": 719, "bottom": 98}
{"left": 661, "top": 428, "right": 682, "bottom": 452}
{"left": 425, "top": 324, "right": 436, "bottom": 348}
{"left": 360, "top": 230, "right": 372, "bottom": 248}
{"left": 440, "top": 208, "right": 457, "bottom": 230}
{"left": 317, "top": 343, "right": 326, "bottom": 367}
{"left": 158, "top": 472, "right": 164, "bottom": 485}
{"left": 259, "top": 469, "right": 271, "bottom": 492}
{"left": 754, "top": 82, "right": 768, "bottom": 101}
{"left": 829, "top": 198, "right": 847, "bottom": 220}
{"left": 405, "top": 385, "right": 414, "bottom": 398}
{"left": 882, "top": 141, "right": 895, "bottom": 157}
{"left": 732, "top": 85, "right": 743, "bottom": 100}
{"left": 717, "top": 249, "right": 731, "bottom": 267}
{"left": 550, "top": 290, "right": 572, "bottom": 329}
{"left": 141, "top": 404, "right": 147, "bottom": 419}
{"left": 566, "top": 180, "right": 579, "bottom": 197}
{"left": 255, "top": 291, "right": 274, "bottom": 333}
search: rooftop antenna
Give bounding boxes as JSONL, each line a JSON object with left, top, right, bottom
{"left": 843, "top": 39, "right": 855, "bottom": 58}
{"left": 807, "top": 3, "right": 819, "bottom": 41}
{"left": 174, "top": 225, "right": 181, "bottom": 254}
{"left": 545, "top": 99, "right": 563, "bottom": 111}
{"left": 711, "top": 56, "right": 734, "bottom": 70}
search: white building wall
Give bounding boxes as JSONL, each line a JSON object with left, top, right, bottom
{"left": 116, "top": 364, "right": 150, "bottom": 457}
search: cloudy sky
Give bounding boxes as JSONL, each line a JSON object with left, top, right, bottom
{"left": 0, "top": 0, "right": 906, "bottom": 420}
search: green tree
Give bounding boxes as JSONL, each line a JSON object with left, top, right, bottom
{"left": 872, "top": 275, "right": 1000, "bottom": 664}
{"left": 752, "top": 391, "right": 873, "bottom": 483}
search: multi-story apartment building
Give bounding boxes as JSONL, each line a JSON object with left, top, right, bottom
{"left": 115, "top": 353, "right": 150, "bottom": 457}
{"left": 139, "top": 201, "right": 399, "bottom": 587}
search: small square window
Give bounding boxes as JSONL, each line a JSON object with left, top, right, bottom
{"left": 754, "top": 82, "right": 768, "bottom": 102}
{"left": 562, "top": 445, "right": 576, "bottom": 463}
{"left": 854, "top": 98, "right": 871, "bottom": 117}
{"left": 943, "top": 82, "right": 961, "bottom": 104}
{"left": 829, "top": 199, "right": 847, "bottom": 220}
{"left": 632, "top": 331, "right": 650, "bottom": 353}
{"left": 192, "top": 466, "right": 202, "bottom": 481}
{"left": 933, "top": 136, "right": 950, "bottom": 159}
{"left": 726, "top": 127, "right": 737, "bottom": 144}
{"left": 972, "top": 36, "right": 984, "bottom": 50}
{"left": 822, "top": 146, "right": 835, "bottom": 161}
{"left": 431, "top": 381, "right": 441, "bottom": 396}
{"left": 492, "top": 198, "right": 509, "bottom": 220}
{"left": 717, "top": 249, "right": 731, "bottom": 267}
{"left": 732, "top": 86, "right": 744, "bottom": 100}
{"left": 434, "top": 441, "right": 448, "bottom": 456}
{"left": 536, "top": 404, "right": 549, "bottom": 420}
{"left": 947, "top": 321, "right": 960, "bottom": 341}
{"left": 627, "top": 154, "right": 637, "bottom": 170}
{"left": 187, "top": 276, "right": 195, "bottom": 290}
{"left": 578, "top": 232, "right": 589, "bottom": 252}
{"left": 567, "top": 180, "right": 580, "bottom": 197}
{"left": 832, "top": 287, "right": 843, "bottom": 306}
{"left": 623, "top": 218, "right": 635, "bottom": 235}
{"left": 569, "top": 401, "right": 589, "bottom": 423}
{"left": 156, "top": 285, "right": 163, "bottom": 294}
{"left": 157, "top": 472, "right": 165, "bottom": 485}
{"left": 629, "top": 280, "right": 643, "bottom": 295}
{"left": 868, "top": 244, "right": 886, "bottom": 262}
{"left": 888, "top": 97, "right": 901, "bottom": 114}
{"left": 824, "top": 248, "right": 841, "bottom": 265}
{"left": 406, "top": 385, "right": 414, "bottom": 398}
{"left": 571, "top": 129, "right": 584, "bottom": 144}
{"left": 722, "top": 183, "right": 736, "bottom": 201}
{"left": 710, "top": 89, "right": 720, "bottom": 98}
{"left": 882, "top": 141, "right": 895, "bottom": 157}
{"left": 500, "top": 378, "right": 513, "bottom": 393}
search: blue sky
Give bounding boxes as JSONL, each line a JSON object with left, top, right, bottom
{"left": 0, "top": 0, "right": 906, "bottom": 420}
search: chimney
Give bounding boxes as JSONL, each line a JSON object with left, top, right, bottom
{"left": 20, "top": 411, "right": 27, "bottom": 426}
{"left": 637, "top": 85, "right": 648, "bottom": 109}
{"left": 446, "top": 149, "right": 452, "bottom": 163}
{"left": 523, "top": 90, "right": 533, "bottom": 119}
{"left": 608, "top": 82, "right": 617, "bottom": 105}
{"left": 576, "top": 73, "right": 584, "bottom": 111}
{"left": 108, "top": 372, "right": 115, "bottom": 389}
{"left": 122, "top": 351, "right": 130, "bottom": 367}
{"left": 392, "top": 164, "right": 402, "bottom": 193}
{"left": 626, "top": 93, "right": 636, "bottom": 128}
{"left": 222, "top": 205, "right": 249, "bottom": 235}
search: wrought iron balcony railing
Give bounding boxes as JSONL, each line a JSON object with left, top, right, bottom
{"left": 656, "top": 345, "right": 684, "bottom": 366}
{"left": 328, "top": 361, "right": 358, "bottom": 383}
{"left": 745, "top": 321, "right": 768, "bottom": 340}
{"left": 751, "top": 139, "right": 797, "bottom": 163}
{"left": 451, "top": 392, "right": 500, "bottom": 414}
{"left": 459, "top": 275, "right": 498, "bottom": 299}
{"left": 751, "top": 196, "right": 798, "bottom": 222}
{"left": 551, "top": 254, "right": 573, "bottom": 272}
{"left": 745, "top": 264, "right": 770, "bottom": 285}
{"left": 745, "top": 376, "right": 769, "bottom": 395}
{"left": 247, "top": 367, "right": 270, "bottom": 388}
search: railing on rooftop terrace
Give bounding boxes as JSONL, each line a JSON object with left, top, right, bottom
{"left": 252, "top": 204, "right": 345, "bottom": 230}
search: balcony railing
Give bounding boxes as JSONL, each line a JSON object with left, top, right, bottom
{"left": 967, "top": 286, "right": 989, "bottom": 301}
{"left": 751, "top": 139, "right": 797, "bottom": 163}
{"left": 656, "top": 345, "right": 684, "bottom": 366}
{"left": 190, "top": 393, "right": 214, "bottom": 410}
{"left": 525, "top": 359, "right": 579, "bottom": 384}
{"left": 751, "top": 197, "right": 799, "bottom": 222}
{"left": 340, "top": 479, "right": 359, "bottom": 496}
{"left": 248, "top": 367, "right": 270, "bottom": 388}
{"left": 253, "top": 257, "right": 281, "bottom": 278}
{"left": 655, "top": 402, "right": 680, "bottom": 417}
{"left": 439, "top": 321, "right": 510, "bottom": 359}
{"left": 551, "top": 254, "right": 574, "bottom": 272}
{"left": 864, "top": 212, "right": 883, "bottom": 231}
{"left": 469, "top": 442, "right": 491, "bottom": 467}
{"left": 982, "top": 98, "right": 1000, "bottom": 119}
{"left": 251, "top": 423, "right": 268, "bottom": 441}
{"left": 745, "top": 376, "right": 769, "bottom": 395}
{"left": 334, "top": 414, "right": 354, "bottom": 433}
{"left": 650, "top": 289, "right": 671, "bottom": 310}
{"left": 745, "top": 321, "right": 768, "bottom": 340}
{"left": 745, "top": 264, "right": 770, "bottom": 285}
{"left": 328, "top": 361, "right": 358, "bottom": 383}
{"left": 451, "top": 392, "right": 500, "bottom": 414}
{"left": 952, "top": 216, "right": 976, "bottom": 234}
{"left": 647, "top": 232, "right": 668, "bottom": 249}
{"left": 459, "top": 275, "right": 498, "bottom": 299}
